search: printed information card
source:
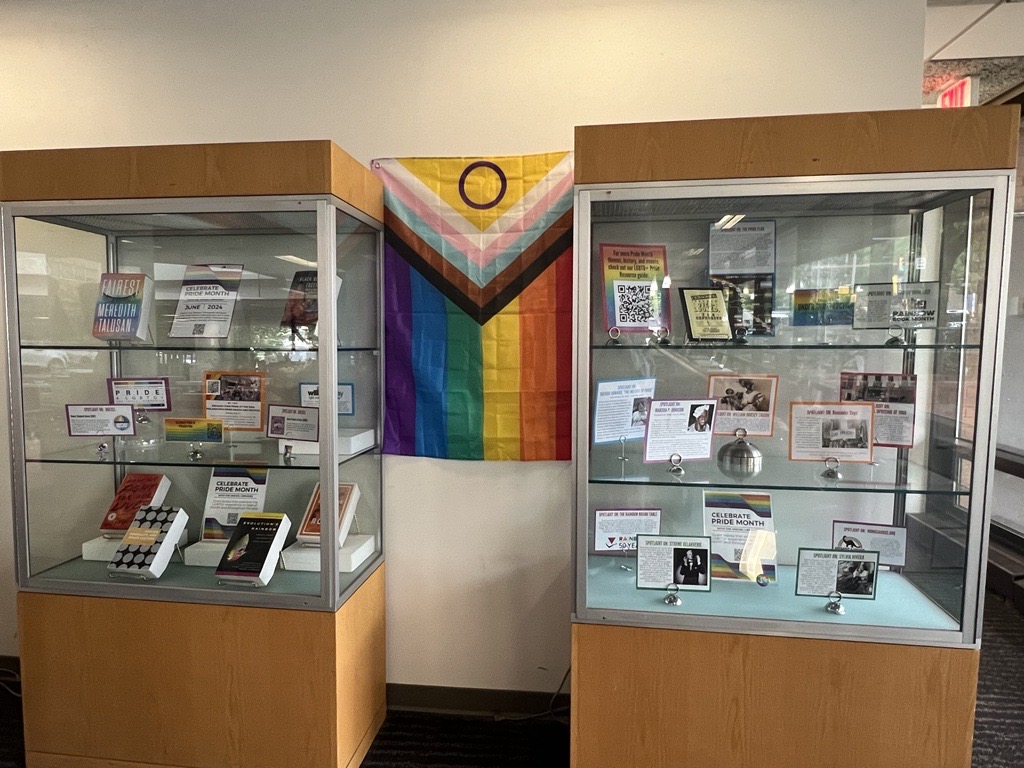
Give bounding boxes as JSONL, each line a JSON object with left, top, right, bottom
{"left": 107, "top": 377, "right": 172, "bottom": 411}
{"left": 832, "top": 521, "right": 907, "bottom": 567}
{"left": 593, "top": 509, "right": 661, "bottom": 554}
{"left": 163, "top": 418, "right": 224, "bottom": 443}
{"left": 636, "top": 535, "right": 712, "bottom": 591}
{"left": 593, "top": 378, "right": 657, "bottom": 445}
{"left": 796, "top": 548, "right": 880, "bottom": 599}
{"left": 703, "top": 491, "right": 777, "bottom": 583}
{"left": 789, "top": 402, "right": 874, "bottom": 463}
{"left": 643, "top": 399, "right": 716, "bottom": 462}
{"left": 266, "top": 404, "right": 320, "bottom": 442}
{"left": 853, "top": 281, "right": 940, "bottom": 329}
{"left": 66, "top": 404, "right": 136, "bottom": 437}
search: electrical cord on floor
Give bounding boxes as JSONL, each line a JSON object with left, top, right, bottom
{"left": 0, "top": 670, "right": 21, "bottom": 699}
{"left": 493, "top": 665, "right": 570, "bottom": 723}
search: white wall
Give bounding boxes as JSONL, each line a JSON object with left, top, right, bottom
{"left": 0, "top": 0, "right": 926, "bottom": 688}
{"left": 925, "top": 2, "right": 1024, "bottom": 60}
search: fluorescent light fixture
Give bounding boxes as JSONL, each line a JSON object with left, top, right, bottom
{"left": 713, "top": 215, "right": 732, "bottom": 230}
{"left": 721, "top": 214, "right": 745, "bottom": 230}
{"left": 275, "top": 254, "right": 318, "bottom": 269}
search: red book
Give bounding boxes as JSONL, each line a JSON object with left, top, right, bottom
{"left": 297, "top": 482, "right": 360, "bottom": 546}
{"left": 100, "top": 474, "right": 171, "bottom": 534}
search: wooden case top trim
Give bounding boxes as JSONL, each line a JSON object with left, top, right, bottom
{"left": 0, "top": 140, "right": 383, "bottom": 221}
{"left": 575, "top": 106, "right": 1021, "bottom": 185}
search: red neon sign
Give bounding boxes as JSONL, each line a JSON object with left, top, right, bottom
{"left": 938, "top": 77, "right": 974, "bottom": 109}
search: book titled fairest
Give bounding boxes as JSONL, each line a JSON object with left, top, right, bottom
{"left": 297, "top": 482, "right": 360, "bottom": 546}
{"left": 215, "top": 512, "right": 291, "bottom": 586}
{"left": 92, "top": 273, "right": 154, "bottom": 341}
{"left": 107, "top": 506, "right": 188, "bottom": 579}
{"left": 99, "top": 473, "right": 171, "bottom": 535}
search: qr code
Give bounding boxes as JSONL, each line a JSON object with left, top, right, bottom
{"left": 613, "top": 281, "right": 654, "bottom": 328}
{"left": 206, "top": 380, "right": 221, "bottom": 394}
{"left": 192, "top": 323, "right": 206, "bottom": 335}
{"left": 227, "top": 513, "right": 239, "bottom": 525}
{"left": 733, "top": 547, "right": 745, "bottom": 561}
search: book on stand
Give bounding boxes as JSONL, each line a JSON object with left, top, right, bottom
{"left": 215, "top": 512, "right": 291, "bottom": 586}
{"left": 107, "top": 506, "right": 188, "bottom": 579}
{"left": 297, "top": 482, "right": 360, "bottom": 546}
{"left": 99, "top": 473, "right": 171, "bottom": 535}
{"left": 92, "top": 273, "right": 154, "bottom": 342}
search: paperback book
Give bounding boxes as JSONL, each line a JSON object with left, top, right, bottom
{"left": 215, "top": 512, "right": 291, "bottom": 586}
{"left": 107, "top": 506, "right": 188, "bottom": 579}
{"left": 297, "top": 482, "right": 360, "bottom": 546}
{"left": 99, "top": 473, "right": 171, "bottom": 535}
{"left": 280, "top": 270, "right": 319, "bottom": 330}
{"left": 92, "top": 273, "right": 154, "bottom": 342}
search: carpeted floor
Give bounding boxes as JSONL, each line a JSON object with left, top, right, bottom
{"left": 0, "top": 593, "right": 1022, "bottom": 767}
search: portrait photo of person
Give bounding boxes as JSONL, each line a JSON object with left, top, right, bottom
{"left": 673, "top": 547, "right": 708, "bottom": 586}
{"left": 631, "top": 397, "right": 651, "bottom": 426}
{"left": 687, "top": 404, "right": 714, "bottom": 432}
{"left": 835, "top": 559, "right": 875, "bottom": 596}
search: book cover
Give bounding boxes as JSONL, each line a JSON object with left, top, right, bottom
{"left": 280, "top": 270, "right": 319, "bottom": 330}
{"left": 201, "top": 465, "right": 268, "bottom": 541}
{"left": 215, "top": 512, "right": 291, "bottom": 586}
{"left": 99, "top": 473, "right": 171, "bottom": 534}
{"left": 297, "top": 482, "right": 360, "bottom": 546}
{"left": 92, "top": 273, "right": 153, "bottom": 342}
{"left": 168, "top": 264, "right": 243, "bottom": 338}
{"left": 107, "top": 506, "right": 188, "bottom": 579}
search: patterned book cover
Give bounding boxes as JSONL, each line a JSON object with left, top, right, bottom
{"left": 108, "top": 506, "right": 187, "bottom": 579}
{"left": 215, "top": 512, "right": 290, "bottom": 585}
{"left": 297, "top": 482, "right": 360, "bottom": 544}
{"left": 92, "top": 273, "right": 153, "bottom": 341}
{"left": 99, "top": 473, "right": 170, "bottom": 533}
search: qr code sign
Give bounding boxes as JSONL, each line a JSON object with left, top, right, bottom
{"left": 192, "top": 323, "right": 206, "bottom": 335}
{"left": 733, "top": 547, "right": 745, "bottom": 561}
{"left": 612, "top": 281, "right": 654, "bottom": 329}
{"left": 227, "top": 513, "right": 239, "bottom": 525}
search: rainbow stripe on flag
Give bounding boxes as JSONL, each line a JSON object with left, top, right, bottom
{"left": 374, "top": 153, "right": 573, "bottom": 461}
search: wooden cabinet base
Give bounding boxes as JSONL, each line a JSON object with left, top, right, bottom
{"left": 18, "top": 564, "right": 386, "bottom": 768}
{"left": 571, "top": 621, "right": 978, "bottom": 768}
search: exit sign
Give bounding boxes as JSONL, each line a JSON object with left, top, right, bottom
{"left": 938, "top": 77, "right": 977, "bottom": 109}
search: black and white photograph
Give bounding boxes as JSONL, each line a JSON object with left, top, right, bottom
{"left": 687, "top": 403, "right": 715, "bottom": 433}
{"left": 631, "top": 397, "right": 651, "bottom": 426}
{"left": 673, "top": 546, "right": 709, "bottom": 586}
{"left": 820, "top": 417, "right": 870, "bottom": 449}
{"left": 708, "top": 373, "right": 778, "bottom": 436}
{"left": 835, "top": 559, "right": 876, "bottom": 596}
{"left": 839, "top": 372, "right": 917, "bottom": 404}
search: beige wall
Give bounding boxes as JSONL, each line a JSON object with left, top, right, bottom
{"left": 0, "top": 0, "right": 927, "bottom": 688}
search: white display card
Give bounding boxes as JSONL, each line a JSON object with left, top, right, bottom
{"left": 708, "top": 220, "right": 776, "bottom": 276}
{"left": 299, "top": 382, "right": 355, "bottom": 416}
{"left": 593, "top": 378, "right": 657, "bottom": 445}
{"left": 703, "top": 491, "right": 777, "bottom": 582}
{"left": 643, "top": 399, "right": 716, "bottom": 463}
{"left": 838, "top": 372, "right": 917, "bottom": 449}
{"left": 789, "top": 402, "right": 874, "bottom": 463}
{"left": 832, "top": 521, "right": 907, "bottom": 567}
{"left": 852, "top": 281, "right": 940, "bottom": 329}
{"left": 636, "top": 535, "right": 712, "bottom": 591}
{"left": 795, "top": 548, "right": 880, "bottom": 600}
{"left": 65, "top": 404, "right": 136, "bottom": 437}
{"left": 266, "top": 404, "right": 320, "bottom": 441}
{"left": 593, "top": 509, "right": 661, "bottom": 553}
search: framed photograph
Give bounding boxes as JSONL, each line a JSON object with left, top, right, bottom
{"left": 839, "top": 371, "right": 917, "bottom": 448}
{"left": 832, "top": 520, "right": 907, "bottom": 568}
{"left": 636, "top": 535, "right": 712, "bottom": 591}
{"left": 592, "top": 509, "right": 662, "bottom": 554}
{"left": 796, "top": 548, "right": 880, "bottom": 600}
{"left": 852, "top": 281, "right": 940, "bottom": 329}
{"left": 202, "top": 370, "right": 267, "bottom": 432}
{"left": 299, "top": 382, "right": 356, "bottom": 416}
{"left": 599, "top": 243, "right": 670, "bottom": 333}
{"left": 592, "top": 377, "right": 657, "bottom": 445}
{"left": 678, "top": 288, "right": 732, "bottom": 341}
{"left": 788, "top": 401, "right": 874, "bottom": 463}
{"left": 707, "top": 374, "right": 778, "bottom": 437}
{"left": 107, "top": 377, "right": 172, "bottom": 411}
{"left": 65, "top": 404, "right": 136, "bottom": 437}
{"left": 643, "top": 399, "right": 716, "bottom": 463}
{"left": 710, "top": 273, "right": 775, "bottom": 337}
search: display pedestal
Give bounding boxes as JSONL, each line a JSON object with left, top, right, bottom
{"left": 18, "top": 564, "right": 387, "bottom": 768}
{"left": 278, "top": 428, "right": 375, "bottom": 456}
{"left": 282, "top": 535, "right": 376, "bottom": 573}
{"left": 570, "top": 622, "right": 979, "bottom": 768}
{"left": 182, "top": 540, "right": 229, "bottom": 567}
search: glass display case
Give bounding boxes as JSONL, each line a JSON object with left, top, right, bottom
{"left": 2, "top": 195, "right": 382, "bottom": 611}
{"left": 575, "top": 173, "right": 1014, "bottom": 647}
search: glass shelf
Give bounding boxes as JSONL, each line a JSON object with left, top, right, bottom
{"left": 589, "top": 453, "right": 967, "bottom": 495}
{"left": 25, "top": 440, "right": 379, "bottom": 470}
{"left": 591, "top": 341, "right": 980, "bottom": 352}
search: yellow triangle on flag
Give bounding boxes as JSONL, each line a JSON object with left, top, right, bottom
{"left": 397, "top": 152, "right": 569, "bottom": 232}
